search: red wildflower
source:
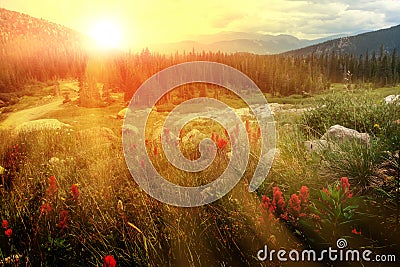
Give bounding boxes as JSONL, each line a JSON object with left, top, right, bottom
{"left": 299, "top": 186, "right": 309, "bottom": 203}
{"left": 2, "top": 220, "right": 8, "bottom": 229}
{"left": 288, "top": 194, "right": 301, "bottom": 216}
{"left": 71, "top": 184, "right": 79, "bottom": 200}
{"left": 4, "top": 228, "right": 12, "bottom": 238}
{"left": 217, "top": 138, "right": 228, "bottom": 150}
{"left": 322, "top": 188, "right": 330, "bottom": 196}
{"left": 245, "top": 118, "right": 251, "bottom": 133}
{"left": 153, "top": 145, "right": 158, "bottom": 156}
{"left": 340, "top": 177, "right": 350, "bottom": 191}
{"left": 141, "top": 159, "right": 145, "bottom": 169}
{"left": 256, "top": 126, "right": 261, "bottom": 140}
{"left": 40, "top": 203, "right": 52, "bottom": 214}
{"left": 145, "top": 139, "right": 149, "bottom": 146}
{"left": 57, "top": 210, "right": 68, "bottom": 229}
{"left": 103, "top": 255, "right": 116, "bottom": 267}
{"left": 352, "top": 227, "right": 362, "bottom": 235}
{"left": 47, "top": 175, "right": 57, "bottom": 196}
{"left": 272, "top": 187, "right": 286, "bottom": 213}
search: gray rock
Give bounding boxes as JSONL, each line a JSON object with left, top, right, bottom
{"left": 384, "top": 95, "right": 400, "bottom": 104}
{"left": 321, "top": 125, "right": 370, "bottom": 144}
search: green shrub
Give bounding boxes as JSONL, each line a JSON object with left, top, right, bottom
{"left": 320, "top": 140, "right": 384, "bottom": 188}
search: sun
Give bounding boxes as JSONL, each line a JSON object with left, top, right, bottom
{"left": 88, "top": 19, "right": 124, "bottom": 50}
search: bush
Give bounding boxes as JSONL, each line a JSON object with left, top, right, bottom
{"left": 320, "top": 140, "right": 383, "bottom": 188}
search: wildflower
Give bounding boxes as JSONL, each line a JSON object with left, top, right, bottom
{"left": 340, "top": 177, "right": 350, "bottom": 191}
{"left": 71, "top": 184, "right": 79, "bottom": 200}
{"left": 103, "top": 255, "right": 116, "bottom": 267}
{"left": 47, "top": 175, "right": 57, "bottom": 196}
{"left": 245, "top": 118, "right": 251, "bottom": 133}
{"left": 322, "top": 188, "right": 330, "bottom": 196}
{"left": 4, "top": 228, "right": 12, "bottom": 238}
{"left": 256, "top": 126, "right": 261, "bottom": 140}
{"left": 141, "top": 159, "right": 145, "bottom": 169}
{"left": 352, "top": 227, "right": 362, "bottom": 235}
{"left": 299, "top": 186, "right": 309, "bottom": 203}
{"left": 217, "top": 138, "right": 228, "bottom": 150}
{"left": 153, "top": 145, "right": 158, "bottom": 156}
{"left": 2, "top": 220, "right": 8, "bottom": 229}
{"left": 57, "top": 210, "right": 68, "bottom": 229}
{"left": 288, "top": 194, "right": 301, "bottom": 216}
{"left": 272, "top": 187, "right": 286, "bottom": 213}
{"left": 145, "top": 139, "right": 149, "bottom": 146}
{"left": 373, "top": 123, "right": 380, "bottom": 129}
{"left": 40, "top": 203, "right": 52, "bottom": 214}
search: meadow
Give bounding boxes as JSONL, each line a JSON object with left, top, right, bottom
{"left": 0, "top": 82, "right": 399, "bottom": 266}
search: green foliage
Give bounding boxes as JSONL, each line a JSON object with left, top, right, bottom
{"left": 321, "top": 140, "right": 383, "bottom": 188}
{"left": 301, "top": 178, "right": 366, "bottom": 246}
{"left": 301, "top": 91, "right": 399, "bottom": 137}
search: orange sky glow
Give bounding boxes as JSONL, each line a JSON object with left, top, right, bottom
{"left": 1, "top": 0, "right": 399, "bottom": 51}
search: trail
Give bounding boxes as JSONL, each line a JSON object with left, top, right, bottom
{"left": 0, "top": 81, "right": 79, "bottom": 130}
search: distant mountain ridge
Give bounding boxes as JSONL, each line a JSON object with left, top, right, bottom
{"left": 283, "top": 24, "right": 400, "bottom": 57}
{"left": 147, "top": 32, "right": 352, "bottom": 55}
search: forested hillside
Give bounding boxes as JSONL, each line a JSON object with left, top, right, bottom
{"left": 0, "top": 8, "right": 87, "bottom": 92}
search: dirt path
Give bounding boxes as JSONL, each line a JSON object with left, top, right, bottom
{"left": 0, "top": 81, "right": 79, "bottom": 130}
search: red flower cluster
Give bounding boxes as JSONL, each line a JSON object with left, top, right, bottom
{"left": 47, "top": 175, "right": 57, "bottom": 196}
{"left": 217, "top": 138, "right": 228, "bottom": 150}
{"left": 260, "top": 186, "right": 309, "bottom": 222}
{"left": 2, "top": 219, "right": 12, "bottom": 238}
{"left": 288, "top": 194, "right": 301, "bottom": 216}
{"left": 71, "top": 184, "right": 80, "bottom": 200}
{"left": 352, "top": 227, "right": 362, "bottom": 235}
{"left": 2, "top": 219, "right": 8, "bottom": 229}
{"left": 57, "top": 210, "right": 68, "bottom": 229}
{"left": 272, "top": 187, "right": 286, "bottom": 214}
{"left": 211, "top": 132, "right": 228, "bottom": 150}
{"left": 40, "top": 203, "right": 52, "bottom": 214}
{"left": 340, "top": 177, "right": 353, "bottom": 198}
{"left": 103, "top": 255, "right": 116, "bottom": 267}
{"left": 299, "top": 186, "right": 309, "bottom": 203}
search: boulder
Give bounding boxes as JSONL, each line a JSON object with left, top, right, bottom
{"left": 384, "top": 95, "right": 400, "bottom": 104}
{"left": 321, "top": 125, "right": 370, "bottom": 144}
{"left": 15, "top": 119, "right": 72, "bottom": 133}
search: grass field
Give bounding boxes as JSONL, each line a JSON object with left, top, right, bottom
{"left": 0, "top": 82, "right": 399, "bottom": 266}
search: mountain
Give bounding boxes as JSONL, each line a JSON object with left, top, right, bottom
{"left": 283, "top": 24, "right": 400, "bottom": 57}
{"left": 0, "top": 8, "right": 87, "bottom": 92}
{"left": 147, "top": 32, "right": 351, "bottom": 55}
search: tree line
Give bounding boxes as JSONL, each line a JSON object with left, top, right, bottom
{"left": 1, "top": 42, "right": 400, "bottom": 104}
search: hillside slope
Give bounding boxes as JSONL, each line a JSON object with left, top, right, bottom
{"left": 0, "top": 8, "right": 87, "bottom": 92}
{"left": 283, "top": 24, "right": 400, "bottom": 57}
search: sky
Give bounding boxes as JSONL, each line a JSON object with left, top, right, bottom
{"left": 1, "top": 0, "right": 400, "bottom": 49}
